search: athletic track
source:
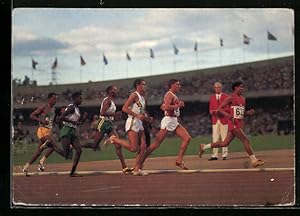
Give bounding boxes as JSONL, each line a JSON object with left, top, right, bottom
{"left": 12, "top": 149, "right": 295, "bottom": 207}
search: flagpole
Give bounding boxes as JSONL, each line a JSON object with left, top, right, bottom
{"left": 195, "top": 51, "right": 199, "bottom": 69}
{"left": 126, "top": 60, "right": 128, "bottom": 78}
{"left": 267, "top": 38, "right": 270, "bottom": 59}
{"left": 150, "top": 58, "right": 152, "bottom": 76}
{"left": 173, "top": 54, "right": 176, "bottom": 72}
{"left": 31, "top": 67, "right": 34, "bottom": 81}
{"left": 30, "top": 57, "right": 34, "bottom": 81}
{"left": 243, "top": 44, "right": 245, "bottom": 63}
{"left": 102, "top": 64, "right": 105, "bottom": 81}
{"left": 219, "top": 46, "right": 222, "bottom": 66}
{"left": 80, "top": 66, "right": 82, "bottom": 83}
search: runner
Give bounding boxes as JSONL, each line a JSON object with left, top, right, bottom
{"left": 22, "top": 93, "right": 65, "bottom": 175}
{"left": 198, "top": 81, "right": 265, "bottom": 168}
{"left": 138, "top": 79, "right": 191, "bottom": 171}
{"left": 82, "top": 85, "right": 133, "bottom": 174}
{"left": 110, "top": 79, "right": 153, "bottom": 176}
{"left": 59, "top": 92, "right": 87, "bottom": 176}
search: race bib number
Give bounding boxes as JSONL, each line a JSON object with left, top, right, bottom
{"left": 232, "top": 106, "right": 244, "bottom": 119}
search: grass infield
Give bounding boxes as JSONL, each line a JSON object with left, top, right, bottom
{"left": 12, "top": 134, "right": 294, "bottom": 165}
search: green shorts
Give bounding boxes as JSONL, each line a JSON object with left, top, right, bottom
{"left": 96, "top": 118, "right": 114, "bottom": 135}
{"left": 59, "top": 126, "right": 77, "bottom": 140}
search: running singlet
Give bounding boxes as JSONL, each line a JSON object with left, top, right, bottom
{"left": 39, "top": 107, "right": 55, "bottom": 129}
{"left": 228, "top": 94, "right": 245, "bottom": 129}
{"left": 128, "top": 91, "right": 145, "bottom": 118}
{"left": 164, "top": 91, "right": 180, "bottom": 117}
{"left": 63, "top": 104, "right": 81, "bottom": 128}
{"left": 99, "top": 97, "right": 116, "bottom": 121}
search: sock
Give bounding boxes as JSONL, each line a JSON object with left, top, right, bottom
{"left": 249, "top": 155, "right": 257, "bottom": 163}
{"left": 203, "top": 143, "right": 211, "bottom": 150}
{"left": 39, "top": 156, "right": 47, "bottom": 164}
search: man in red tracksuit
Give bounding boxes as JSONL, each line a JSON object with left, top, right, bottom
{"left": 208, "top": 82, "right": 229, "bottom": 160}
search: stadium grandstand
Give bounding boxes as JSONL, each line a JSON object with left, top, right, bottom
{"left": 12, "top": 55, "right": 294, "bottom": 144}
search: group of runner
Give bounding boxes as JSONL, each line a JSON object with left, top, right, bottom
{"left": 21, "top": 79, "right": 265, "bottom": 177}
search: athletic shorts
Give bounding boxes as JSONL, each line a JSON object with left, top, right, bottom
{"left": 228, "top": 118, "right": 244, "bottom": 131}
{"left": 37, "top": 127, "right": 52, "bottom": 140}
{"left": 160, "top": 116, "right": 179, "bottom": 132}
{"left": 59, "top": 126, "right": 77, "bottom": 140}
{"left": 96, "top": 118, "right": 114, "bottom": 135}
{"left": 125, "top": 117, "right": 144, "bottom": 133}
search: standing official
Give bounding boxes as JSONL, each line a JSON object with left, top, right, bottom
{"left": 208, "top": 82, "right": 229, "bottom": 160}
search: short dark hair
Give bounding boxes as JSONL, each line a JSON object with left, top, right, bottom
{"left": 232, "top": 81, "right": 244, "bottom": 91}
{"left": 133, "top": 79, "right": 145, "bottom": 89}
{"left": 72, "top": 92, "right": 82, "bottom": 100}
{"left": 106, "top": 85, "right": 115, "bottom": 94}
{"left": 168, "top": 79, "right": 179, "bottom": 88}
{"left": 48, "top": 92, "right": 56, "bottom": 99}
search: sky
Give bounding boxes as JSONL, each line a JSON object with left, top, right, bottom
{"left": 12, "top": 8, "right": 294, "bottom": 85}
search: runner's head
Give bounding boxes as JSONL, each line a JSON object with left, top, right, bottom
{"left": 232, "top": 81, "right": 244, "bottom": 95}
{"left": 133, "top": 79, "right": 146, "bottom": 94}
{"left": 106, "top": 85, "right": 118, "bottom": 97}
{"left": 72, "top": 92, "right": 82, "bottom": 105}
{"left": 168, "top": 79, "right": 181, "bottom": 93}
{"left": 47, "top": 92, "right": 57, "bottom": 106}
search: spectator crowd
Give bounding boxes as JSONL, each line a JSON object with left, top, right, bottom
{"left": 13, "top": 57, "right": 293, "bottom": 105}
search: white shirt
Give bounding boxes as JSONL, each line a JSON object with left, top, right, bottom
{"left": 128, "top": 91, "right": 145, "bottom": 118}
{"left": 99, "top": 97, "right": 116, "bottom": 121}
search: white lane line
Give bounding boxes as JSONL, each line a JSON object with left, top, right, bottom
{"left": 13, "top": 167, "right": 294, "bottom": 176}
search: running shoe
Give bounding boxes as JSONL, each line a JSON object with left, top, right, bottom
{"left": 37, "top": 162, "right": 45, "bottom": 172}
{"left": 22, "top": 168, "right": 29, "bottom": 176}
{"left": 122, "top": 167, "right": 134, "bottom": 174}
{"left": 198, "top": 144, "right": 205, "bottom": 158}
{"left": 252, "top": 159, "right": 265, "bottom": 168}
{"left": 133, "top": 169, "right": 148, "bottom": 176}
{"left": 175, "top": 161, "right": 189, "bottom": 170}
{"left": 69, "top": 172, "right": 83, "bottom": 177}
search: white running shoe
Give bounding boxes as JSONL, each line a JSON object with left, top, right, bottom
{"left": 22, "top": 168, "right": 29, "bottom": 176}
{"left": 133, "top": 169, "right": 148, "bottom": 176}
{"left": 38, "top": 162, "right": 45, "bottom": 172}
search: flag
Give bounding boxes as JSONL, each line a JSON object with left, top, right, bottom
{"left": 51, "top": 57, "right": 57, "bottom": 70}
{"left": 243, "top": 34, "right": 251, "bottom": 45}
{"left": 80, "top": 55, "right": 86, "bottom": 66}
{"left": 126, "top": 52, "right": 131, "bottom": 61}
{"left": 267, "top": 31, "right": 277, "bottom": 40}
{"left": 220, "top": 38, "right": 223, "bottom": 47}
{"left": 194, "top": 42, "right": 198, "bottom": 52}
{"left": 31, "top": 59, "right": 38, "bottom": 70}
{"left": 103, "top": 54, "right": 108, "bottom": 65}
{"left": 150, "top": 48, "right": 154, "bottom": 58}
{"left": 173, "top": 43, "right": 179, "bottom": 55}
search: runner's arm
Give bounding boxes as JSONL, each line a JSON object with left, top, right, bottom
{"left": 29, "top": 105, "right": 47, "bottom": 124}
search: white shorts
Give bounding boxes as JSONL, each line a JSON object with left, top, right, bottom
{"left": 160, "top": 116, "right": 179, "bottom": 132}
{"left": 125, "top": 117, "right": 144, "bottom": 133}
